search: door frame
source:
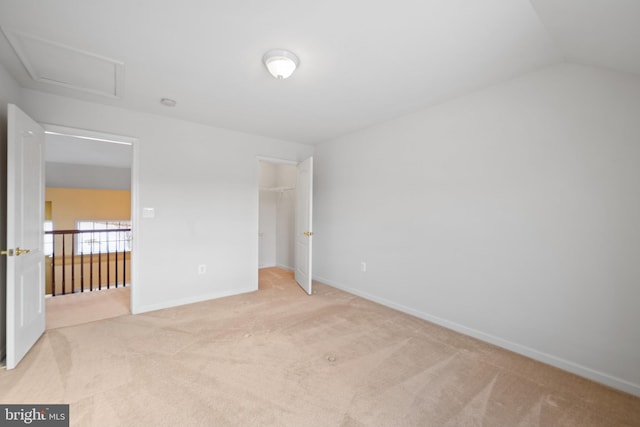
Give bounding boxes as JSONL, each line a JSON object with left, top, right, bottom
{"left": 256, "top": 155, "right": 313, "bottom": 294}
{"left": 42, "top": 124, "right": 140, "bottom": 314}
{"left": 256, "top": 156, "right": 299, "bottom": 275}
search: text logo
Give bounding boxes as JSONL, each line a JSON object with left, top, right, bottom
{"left": 0, "top": 405, "right": 69, "bottom": 426}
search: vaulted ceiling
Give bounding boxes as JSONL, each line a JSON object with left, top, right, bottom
{"left": 0, "top": 0, "right": 638, "bottom": 145}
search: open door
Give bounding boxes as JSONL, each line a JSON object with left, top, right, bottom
{"left": 3, "top": 104, "right": 45, "bottom": 369}
{"left": 294, "top": 156, "right": 313, "bottom": 294}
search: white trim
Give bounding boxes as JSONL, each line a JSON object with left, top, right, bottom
{"left": 43, "top": 124, "right": 137, "bottom": 145}
{"left": 260, "top": 264, "right": 294, "bottom": 271}
{"left": 44, "top": 131, "right": 132, "bottom": 146}
{"left": 134, "top": 286, "right": 257, "bottom": 314}
{"left": 256, "top": 156, "right": 298, "bottom": 166}
{"left": 129, "top": 139, "right": 141, "bottom": 314}
{"left": 276, "top": 264, "right": 294, "bottom": 271}
{"left": 313, "top": 274, "right": 640, "bottom": 398}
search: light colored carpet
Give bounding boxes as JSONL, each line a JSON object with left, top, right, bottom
{"left": 46, "top": 286, "right": 131, "bottom": 329}
{"left": 1, "top": 268, "right": 638, "bottom": 426}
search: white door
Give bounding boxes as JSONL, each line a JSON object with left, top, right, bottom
{"left": 294, "top": 156, "right": 313, "bottom": 294}
{"left": 4, "top": 104, "right": 46, "bottom": 369}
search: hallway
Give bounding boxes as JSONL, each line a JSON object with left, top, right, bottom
{"left": 46, "top": 286, "right": 130, "bottom": 329}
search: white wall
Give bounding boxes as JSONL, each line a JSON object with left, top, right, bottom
{"left": 19, "top": 89, "right": 313, "bottom": 313}
{"left": 46, "top": 162, "right": 131, "bottom": 190}
{"left": 313, "top": 63, "right": 640, "bottom": 396}
{"left": 0, "top": 65, "right": 23, "bottom": 360}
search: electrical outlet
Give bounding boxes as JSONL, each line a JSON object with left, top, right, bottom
{"left": 198, "top": 264, "right": 207, "bottom": 275}
{"left": 361, "top": 262, "right": 367, "bottom": 272}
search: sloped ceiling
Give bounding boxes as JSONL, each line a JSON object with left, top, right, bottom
{"left": 0, "top": 0, "right": 637, "bottom": 145}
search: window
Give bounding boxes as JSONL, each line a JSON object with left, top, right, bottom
{"left": 76, "top": 220, "right": 132, "bottom": 254}
{"left": 44, "top": 221, "right": 53, "bottom": 256}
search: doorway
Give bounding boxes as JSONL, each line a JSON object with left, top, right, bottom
{"left": 43, "top": 125, "right": 137, "bottom": 328}
{"left": 258, "top": 160, "right": 297, "bottom": 273}
{"left": 258, "top": 156, "right": 314, "bottom": 295}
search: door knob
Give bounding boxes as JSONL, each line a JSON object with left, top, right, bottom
{"left": 303, "top": 231, "right": 314, "bottom": 236}
{"left": 15, "top": 247, "right": 31, "bottom": 256}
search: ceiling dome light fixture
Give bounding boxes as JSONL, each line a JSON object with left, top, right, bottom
{"left": 263, "top": 49, "right": 299, "bottom": 79}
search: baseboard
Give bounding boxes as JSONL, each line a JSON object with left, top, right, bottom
{"left": 133, "top": 286, "right": 257, "bottom": 314}
{"left": 259, "top": 264, "right": 293, "bottom": 271}
{"left": 314, "top": 274, "right": 640, "bottom": 398}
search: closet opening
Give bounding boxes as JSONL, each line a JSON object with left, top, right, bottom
{"left": 258, "top": 160, "right": 297, "bottom": 273}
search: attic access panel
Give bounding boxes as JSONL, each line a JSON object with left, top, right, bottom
{"left": 3, "top": 28, "right": 123, "bottom": 98}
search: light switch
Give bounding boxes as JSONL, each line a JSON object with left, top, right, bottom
{"left": 142, "top": 207, "right": 155, "bottom": 219}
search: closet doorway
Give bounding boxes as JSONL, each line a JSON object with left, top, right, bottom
{"left": 258, "top": 160, "right": 297, "bottom": 272}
